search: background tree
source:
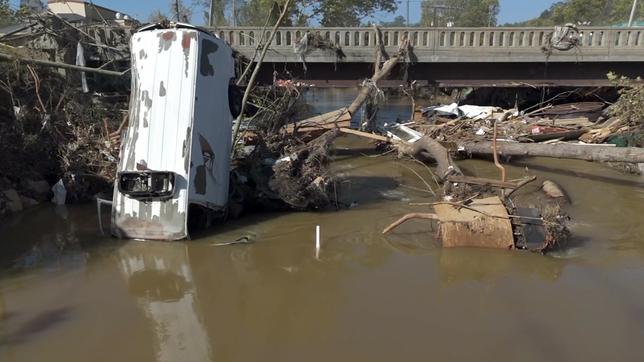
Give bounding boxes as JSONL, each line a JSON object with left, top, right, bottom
{"left": 0, "top": 0, "right": 15, "bottom": 27}
{"left": 169, "top": 0, "right": 192, "bottom": 23}
{"left": 228, "top": 0, "right": 396, "bottom": 27}
{"left": 420, "top": 0, "right": 499, "bottom": 27}
{"left": 309, "top": 0, "right": 397, "bottom": 27}
{"left": 382, "top": 15, "right": 407, "bottom": 27}
{"left": 149, "top": 9, "right": 170, "bottom": 23}
{"left": 511, "top": 0, "right": 643, "bottom": 26}
{"left": 237, "top": 0, "right": 295, "bottom": 26}
{"left": 196, "top": 0, "right": 228, "bottom": 26}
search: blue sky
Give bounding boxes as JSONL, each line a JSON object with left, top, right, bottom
{"left": 11, "top": 0, "right": 561, "bottom": 25}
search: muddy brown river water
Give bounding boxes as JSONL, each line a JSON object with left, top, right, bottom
{"left": 1, "top": 89, "right": 644, "bottom": 362}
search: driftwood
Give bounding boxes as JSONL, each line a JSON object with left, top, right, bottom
{"left": 338, "top": 128, "right": 388, "bottom": 141}
{"left": 397, "top": 136, "right": 462, "bottom": 181}
{"left": 285, "top": 108, "right": 351, "bottom": 134}
{"left": 0, "top": 52, "right": 127, "bottom": 76}
{"left": 459, "top": 141, "right": 644, "bottom": 163}
{"left": 382, "top": 213, "right": 438, "bottom": 234}
{"left": 447, "top": 175, "right": 527, "bottom": 189}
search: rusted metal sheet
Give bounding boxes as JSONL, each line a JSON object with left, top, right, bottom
{"left": 523, "top": 125, "right": 588, "bottom": 142}
{"left": 112, "top": 24, "right": 234, "bottom": 240}
{"left": 435, "top": 196, "right": 514, "bottom": 249}
{"left": 515, "top": 207, "right": 547, "bottom": 251}
{"left": 532, "top": 102, "right": 604, "bottom": 121}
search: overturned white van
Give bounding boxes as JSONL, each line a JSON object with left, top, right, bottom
{"left": 112, "top": 23, "right": 236, "bottom": 240}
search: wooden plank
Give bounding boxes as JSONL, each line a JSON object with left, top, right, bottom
{"left": 338, "top": 128, "right": 389, "bottom": 141}
{"left": 435, "top": 196, "right": 514, "bottom": 249}
{"left": 545, "top": 117, "right": 594, "bottom": 127}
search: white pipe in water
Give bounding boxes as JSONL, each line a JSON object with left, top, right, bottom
{"left": 315, "top": 225, "right": 320, "bottom": 259}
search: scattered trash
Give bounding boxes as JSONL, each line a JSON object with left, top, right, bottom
{"left": 421, "top": 103, "right": 499, "bottom": 120}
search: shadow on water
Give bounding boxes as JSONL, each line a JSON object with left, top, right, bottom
{"left": 437, "top": 248, "right": 567, "bottom": 285}
{"left": 518, "top": 160, "right": 644, "bottom": 189}
{"left": 0, "top": 205, "right": 118, "bottom": 274}
{"left": 0, "top": 307, "right": 71, "bottom": 346}
{"left": 193, "top": 174, "right": 401, "bottom": 242}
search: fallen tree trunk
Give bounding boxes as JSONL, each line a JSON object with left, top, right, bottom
{"left": 458, "top": 141, "right": 644, "bottom": 163}
{"left": 345, "top": 26, "right": 409, "bottom": 118}
{"left": 382, "top": 213, "right": 438, "bottom": 234}
{"left": 397, "top": 136, "right": 462, "bottom": 180}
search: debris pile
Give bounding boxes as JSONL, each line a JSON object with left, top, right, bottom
{"left": 409, "top": 98, "right": 644, "bottom": 168}
{"left": 230, "top": 87, "right": 340, "bottom": 212}
{"left": 0, "top": 11, "right": 133, "bottom": 215}
{"left": 294, "top": 30, "right": 346, "bottom": 72}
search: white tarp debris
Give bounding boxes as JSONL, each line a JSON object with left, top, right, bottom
{"left": 294, "top": 32, "right": 310, "bottom": 72}
{"left": 385, "top": 123, "right": 423, "bottom": 143}
{"left": 51, "top": 179, "right": 66, "bottom": 205}
{"left": 421, "top": 103, "right": 499, "bottom": 120}
{"left": 76, "top": 42, "right": 89, "bottom": 93}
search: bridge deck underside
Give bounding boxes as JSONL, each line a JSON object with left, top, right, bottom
{"left": 256, "top": 62, "right": 643, "bottom": 88}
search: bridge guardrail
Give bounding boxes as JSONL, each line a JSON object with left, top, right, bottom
{"left": 212, "top": 27, "right": 644, "bottom": 62}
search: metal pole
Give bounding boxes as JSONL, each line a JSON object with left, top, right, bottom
{"left": 629, "top": 0, "right": 639, "bottom": 27}
{"left": 406, "top": 0, "right": 410, "bottom": 27}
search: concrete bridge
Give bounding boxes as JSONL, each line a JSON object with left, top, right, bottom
{"left": 215, "top": 26, "right": 644, "bottom": 87}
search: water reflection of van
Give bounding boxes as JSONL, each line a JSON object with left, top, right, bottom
{"left": 112, "top": 23, "right": 236, "bottom": 240}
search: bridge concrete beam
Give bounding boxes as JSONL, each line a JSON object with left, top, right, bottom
{"left": 252, "top": 62, "right": 644, "bottom": 88}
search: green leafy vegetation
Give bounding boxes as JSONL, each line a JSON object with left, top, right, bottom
{"left": 0, "top": 0, "right": 15, "bottom": 27}
{"left": 194, "top": 0, "right": 397, "bottom": 27}
{"left": 510, "top": 0, "right": 643, "bottom": 26}
{"left": 607, "top": 72, "right": 644, "bottom": 125}
{"left": 420, "top": 0, "right": 499, "bottom": 27}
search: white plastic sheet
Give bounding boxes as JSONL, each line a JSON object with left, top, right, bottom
{"left": 51, "top": 179, "right": 66, "bottom": 205}
{"left": 422, "top": 103, "right": 499, "bottom": 120}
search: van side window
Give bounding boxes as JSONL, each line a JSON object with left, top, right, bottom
{"left": 228, "top": 82, "right": 243, "bottom": 118}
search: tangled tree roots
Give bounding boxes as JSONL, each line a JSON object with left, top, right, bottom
{"left": 269, "top": 130, "right": 338, "bottom": 210}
